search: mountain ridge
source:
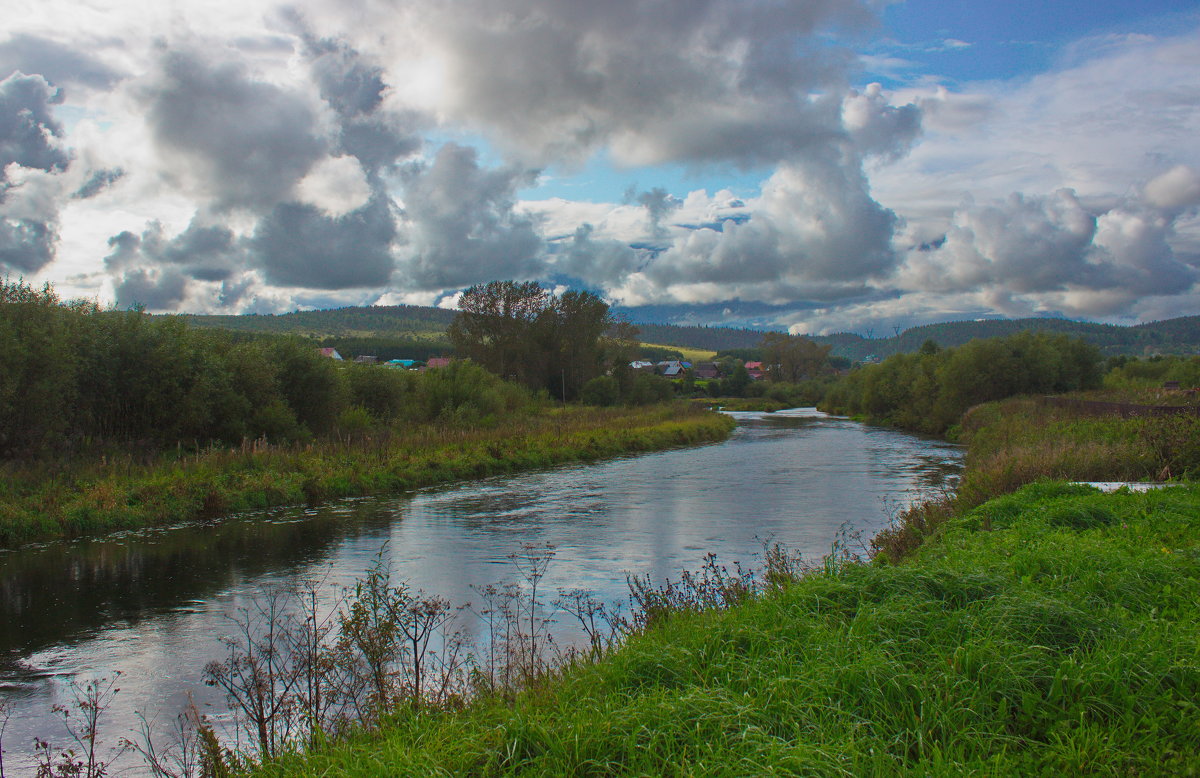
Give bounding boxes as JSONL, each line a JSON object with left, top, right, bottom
{"left": 173, "top": 307, "right": 1200, "bottom": 360}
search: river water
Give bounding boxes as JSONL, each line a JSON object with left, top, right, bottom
{"left": 0, "top": 409, "right": 960, "bottom": 772}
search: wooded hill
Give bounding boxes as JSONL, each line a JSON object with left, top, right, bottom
{"left": 173, "top": 306, "right": 1200, "bottom": 361}
{"left": 816, "top": 316, "right": 1200, "bottom": 360}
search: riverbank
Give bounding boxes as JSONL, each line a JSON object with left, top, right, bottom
{"left": 0, "top": 403, "right": 734, "bottom": 548}
{"left": 240, "top": 397, "right": 1200, "bottom": 775}
{"left": 254, "top": 479, "right": 1200, "bottom": 775}
{"left": 867, "top": 393, "right": 1199, "bottom": 562}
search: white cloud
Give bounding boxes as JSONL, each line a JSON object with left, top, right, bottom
{"left": 1144, "top": 165, "right": 1200, "bottom": 211}
{"left": 296, "top": 154, "right": 372, "bottom": 216}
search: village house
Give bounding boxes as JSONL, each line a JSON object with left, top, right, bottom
{"left": 656, "top": 360, "right": 686, "bottom": 378}
{"left": 317, "top": 347, "right": 344, "bottom": 361}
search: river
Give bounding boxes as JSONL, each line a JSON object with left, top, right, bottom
{"left": 0, "top": 409, "right": 961, "bottom": 772}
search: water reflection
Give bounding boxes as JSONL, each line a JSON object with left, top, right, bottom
{"left": 0, "top": 501, "right": 396, "bottom": 670}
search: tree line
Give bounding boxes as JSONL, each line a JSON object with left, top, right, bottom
{"left": 0, "top": 279, "right": 526, "bottom": 457}
{"left": 821, "top": 332, "right": 1104, "bottom": 435}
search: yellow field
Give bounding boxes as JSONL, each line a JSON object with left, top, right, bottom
{"left": 642, "top": 342, "right": 718, "bottom": 362}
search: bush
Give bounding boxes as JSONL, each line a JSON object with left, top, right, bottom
{"left": 346, "top": 363, "right": 415, "bottom": 422}
{"left": 821, "top": 332, "right": 1103, "bottom": 435}
{"left": 416, "top": 360, "right": 529, "bottom": 423}
{"left": 580, "top": 376, "right": 620, "bottom": 406}
{"left": 626, "top": 374, "right": 674, "bottom": 406}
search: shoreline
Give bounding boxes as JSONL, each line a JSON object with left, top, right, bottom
{"left": 0, "top": 403, "right": 735, "bottom": 549}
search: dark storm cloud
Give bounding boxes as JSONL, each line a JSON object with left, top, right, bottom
{"left": 141, "top": 49, "right": 326, "bottom": 211}
{"left": 399, "top": 143, "right": 542, "bottom": 289}
{"left": 300, "top": 31, "right": 387, "bottom": 118}
{"left": 0, "top": 72, "right": 70, "bottom": 197}
{"left": 550, "top": 222, "right": 641, "bottom": 284}
{"left": 250, "top": 194, "right": 397, "bottom": 289}
{"left": 113, "top": 266, "right": 189, "bottom": 310}
{"left": 0, "top": 33, "right": 123, "bottom": 89}
{"left": 418, "top": 0, "right": 887, "bottom": 167}
{"left": 105, "top": 218, "right": 246, "bottom": 282}
{"left": 635, "top": 187, "right": 680, "bottom": 238}
{"left": 287, "top": 19, "right": 424, "bottom": 178}
{"left": 338, "top": 116, "right": 422, "bottom": 178}
{"left": 0, "top": 217, "right": 56, "bottom": 273}
{"left": 73, "top": 167, "right": 125, "bottom": 199}
{"left": 0, "top": 72, "right": 70, "bottom": 273}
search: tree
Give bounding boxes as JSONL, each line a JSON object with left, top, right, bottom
{"left": 538, "top": 290, "right": 614, "bottom": 400}
{"left": 760, "top": 332, "right": 832, "bottom": 383}
{"left": 448, "top": 281, "right": 549, "bottom": 387}
{"left": 449, "top": 282, "right": 624, "bottom": 400}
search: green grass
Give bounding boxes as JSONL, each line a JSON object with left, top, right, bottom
{"left": 954, "top": 397, "right": 1200, "bottom": 508}
{"left": 641, "top": 342, "right": 718, "bottom": 362}
{"left": 253, "top": 481, "right": 1200, "bottom": 776}
{"left": 0, "top": 404, "right": 735, "bottom": 548}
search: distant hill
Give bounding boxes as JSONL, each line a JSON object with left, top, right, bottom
{"left": 627, "top": 322, "right": 769, "bottom": 352}
{"left": 811, "top": 316, "right": 1200, "bottom": 360}
{"left": 178, "top": 305, "right": 457, "bottom": 339}
{"left": 173, "top": 306, "right": 1200, "bottom": 361}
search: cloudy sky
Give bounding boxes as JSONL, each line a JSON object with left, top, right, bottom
{"left": 3, "top": 0, "right": 1198, "bottom": 333}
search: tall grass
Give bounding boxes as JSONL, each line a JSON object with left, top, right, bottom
{"left": 954, "top": 398, "right": 1196, "bottom": 508}
{"left": 253, "top": 483, "right": 1200, "bottom": 776}
{"left": 0, "top": 404, "right": 734, "bottom": 548}
{"left": 868, "top": 395, "right": 1200, "bottom": 563}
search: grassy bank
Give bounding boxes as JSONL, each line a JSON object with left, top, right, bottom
{"left": 954, "top": 397, "right": 1199, "bottom": 509}
{"left": 0, "top": 403, "right": 734, "bottom": 548}
{"left": 255, "top": 481, "right": 1200, "bottom": 775}
{"left": 869, "top": 394, "right": 1200, "bottom": 562}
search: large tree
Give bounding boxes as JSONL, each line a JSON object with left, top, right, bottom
{"left": 449, "top": 282, "right": 626, "bottom": 400}
{"left": 448, "top": 281, "right": 549, "bottom": 388}
{"left": 760, "top": 332, "right": 832, "bottom": 383}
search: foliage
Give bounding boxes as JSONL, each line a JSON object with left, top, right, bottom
{"left": 579, "top": 376, "right": 620, "bottom": 407}
{"left": 952, "top": 397, "right": 1200, "bottom": 508}
{"left": 759, "top": 332, "right": 832, "bottom": 383}
{"left": 1103, "top": 354, "right": 1200, "bottom": 390}
{"left": 625, "top": 374, "right": 675, "bottom": 406}
{"left": 448, "top": 282, "right": 623, "bottom": 401}
{"left": 821, "top": 331, "right": 1104, "bottom": 435}
{"left": 1, "top": 280, "right": 369, "bottom": 453}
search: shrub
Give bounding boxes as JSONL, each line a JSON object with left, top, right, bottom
{"left": 580, "top": 376, "right": 620, "bottom": 406}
